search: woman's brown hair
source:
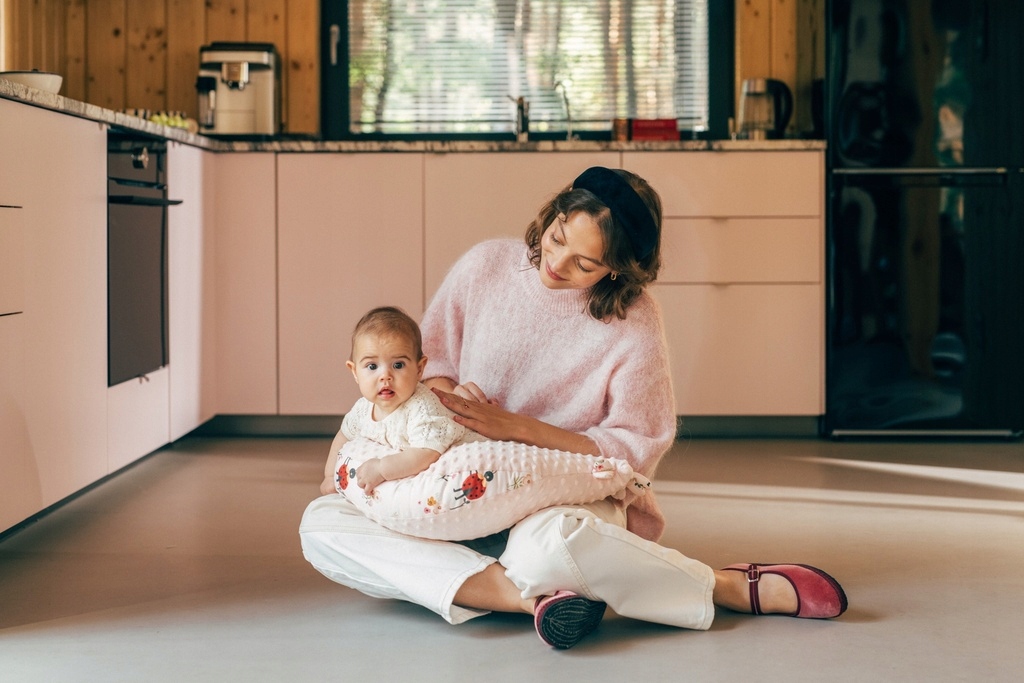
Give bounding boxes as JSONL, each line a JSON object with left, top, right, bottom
{"left": 524, "top": 169, "right": 663, "bottom": 321}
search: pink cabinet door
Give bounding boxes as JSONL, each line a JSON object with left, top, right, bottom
{"left": 277, "top": 154, "right": 424, "bottom": 415}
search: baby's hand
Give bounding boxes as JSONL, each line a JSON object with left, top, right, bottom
{"left": 356, "top": 458, "right": 387, "bottom": 494}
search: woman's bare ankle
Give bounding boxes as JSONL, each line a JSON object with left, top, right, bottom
{"left": 712, "top": 569, "right": 752, "bottom": 612}
{"left": 453, "top": 563, "right": 533, "bottom": 614}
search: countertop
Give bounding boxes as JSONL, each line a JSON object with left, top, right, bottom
{"left": 2, "top": 81, "right": 826, "bottom": 153}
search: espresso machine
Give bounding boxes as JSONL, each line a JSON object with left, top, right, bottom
{"left": 196, "top": 42, "right": 280, "bottom": 136}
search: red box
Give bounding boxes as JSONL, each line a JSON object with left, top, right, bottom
{"left": 630, "top": 119, "right": 679, "bottom": 141}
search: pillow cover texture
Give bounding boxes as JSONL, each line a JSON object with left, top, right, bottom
{"left": 334, "top": 437, "right": 652, "bottom": 541}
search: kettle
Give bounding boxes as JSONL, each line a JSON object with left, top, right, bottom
{"left": 738, "top": 78, "right": 793, "bottom": 140}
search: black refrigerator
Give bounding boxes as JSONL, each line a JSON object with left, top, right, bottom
{"left": 825, "top": 0, "right": 1024, "bottom": 436}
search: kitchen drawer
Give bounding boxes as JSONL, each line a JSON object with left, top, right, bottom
{"left": 653, "top": 283, "right": 823, "bottom": 415}
{"left": 659, "top": 217, "right": 821, "bottom": 284}
{"left": 624, "top": 151, "right": 822, "bottom": 217}
{"left": 107, "top": 367, "right": 170, "bottom": 472}
{"left": 0, "top": 207, "right": 24, "bottom": 314}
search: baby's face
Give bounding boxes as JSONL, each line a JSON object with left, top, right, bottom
{"left": 346, "top": 332, "right": 425, "bottom": 419}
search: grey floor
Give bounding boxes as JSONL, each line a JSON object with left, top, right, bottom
{"left": 1, "top": 435, "right": 1022, "bottom": 682}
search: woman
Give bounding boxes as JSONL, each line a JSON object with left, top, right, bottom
{"left": 300, "top": 166, "right": 847, "bottom": 649}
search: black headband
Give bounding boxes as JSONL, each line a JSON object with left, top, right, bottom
{"left": 572, "top": 167, "right": 658, "bottom": 260}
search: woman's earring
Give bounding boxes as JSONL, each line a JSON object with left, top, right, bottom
{"left": 610, "top": 272, "right": 618, "bottom": 281}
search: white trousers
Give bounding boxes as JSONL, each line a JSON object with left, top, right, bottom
{"left": 299, "top": 494, "right": 716, "bottom": 629}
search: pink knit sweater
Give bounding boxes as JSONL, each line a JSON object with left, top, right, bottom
{"left": 421, "top": 239, "right": 677, "bottom": 541}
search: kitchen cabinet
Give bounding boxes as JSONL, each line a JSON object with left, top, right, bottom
{"left": 107, "top": 369, "right": 170, "bottom": 472}
{"left": 625, "top": 151, "right": 825, "bottom": 415}
{"left": 0, "top": 314, "right": 36, "bottom": 532}
{"left": 0, "top": 207, "right": 24, "bottom": 315}
{"left": 277, "top": 153, "right": 424, "bottom": 414}
{"left": 213, "top": 153, "right": 278, "bottom": 415}
{"left": 0, "top": 99, "right": 108, "bottom": 532}
{"left": 423, "top": 152, "right": 620, "bottom": 300}
{"left": 167, "top": 142, "right": 218, "bottom": 440}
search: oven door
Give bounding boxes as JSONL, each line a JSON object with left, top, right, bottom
{"left": 108, "top": 198, "right": 171, "bottom": 387}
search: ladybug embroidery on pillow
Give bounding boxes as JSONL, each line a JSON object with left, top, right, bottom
{"left": 335, "top": 457, "right": 356, "bottom": 491}
{"left": 452, "top": 470, "right": 494, "bottom": 508}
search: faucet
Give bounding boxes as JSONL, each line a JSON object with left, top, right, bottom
{"left": 554, "top": 81, "right": 574, "bottom": 140}
{"left": 508, "top": 95, "right": 529, "bottom": 141}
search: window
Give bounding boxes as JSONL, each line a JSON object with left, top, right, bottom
{"left": 323, "top": 1, "right": 732, "bottom": 139}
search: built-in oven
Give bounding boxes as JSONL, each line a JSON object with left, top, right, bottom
{"left": 107, "top": 133, "right": 182, "bottom": 387}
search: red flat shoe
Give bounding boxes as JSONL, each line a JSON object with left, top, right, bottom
{"left": 721, "top": 563, "right": 848, "bottom": 619}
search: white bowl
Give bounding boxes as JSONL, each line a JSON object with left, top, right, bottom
{"left": 0, "top": 70, "right": 63, "bottom": 94}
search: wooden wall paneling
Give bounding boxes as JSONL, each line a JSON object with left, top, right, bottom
{"left": 125, "top": 1, "right": 167, "bottom": 111}
{"left": 1, "top": 1, "right": 11, "bottom": 67}
{"left": 205, "top": 0, "right": 246, "bottom": 43}
{"left": 11, "top": 0, "right": 32, "bottom": 70}
{"left": 285, "top": 0, "right": 318, "bottom": 134}
{"left": 6, "top": 0, "right": 66, "bottom": 75}
{"left": 1, "top": 0, "right": 10, "bottom": 66}
{"left": 166, "top": 0, "right": 207, "bottom": 118}
{"left": 85, "top": 0, "right": 126, "bottom": 110}
{"left": 41, "top": 0, "right": 54, "bottom": 70}
{"left": 795, "top": 0, "right": 825, "bottom": 135}
{"left": 245, "top": 0, "right": 288, "bottom": 129}
{"left": 32, "top": 0, "right": 46, "bottom": 69}
{"left": 43, "top": 0, "right": 66, "bottom": 75}
{"left": 56, "top": 0, "right": 68, "bottom": 74}
{"left": 770, "top": 0, "right": 797, "bottom": 135}
{"left": 245, "top": 0, "right": 287, "bottom": 45}
{"left": 735, "top": 0, "right": 771, "bottom": 115}
{"left": 64, "top": 0, "right": 87, "bottom": 101}
{"left": 770, "top": 0, "right": 797, "bottom": 80}
{"left": 25, "top": 0, "right": 39, "bottom": 69}
{"left": 24, "top": 0, "right": 41, "bottom": 68}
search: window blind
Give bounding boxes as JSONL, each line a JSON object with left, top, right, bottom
{"left": 347, "top": 0, "right": 709, "bottom": 135}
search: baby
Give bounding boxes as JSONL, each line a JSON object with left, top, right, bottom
{"left": 319, "top": 306, "right": 482, "bottom": 495}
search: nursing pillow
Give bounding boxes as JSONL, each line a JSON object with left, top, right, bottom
{"left": 333, "top": 438, "right": 651, "bottom": 541}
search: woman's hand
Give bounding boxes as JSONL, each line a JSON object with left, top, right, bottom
{"left": 449, "top": 381, "right": 498, "bottom": 406}
{"left": 423, "top": 379, "right": 500, "bottom": 407}
{"left": 432, "top": 386, "right": 601, "bottom": 456}
{"left": 431, "top": 387, "right": 522, "bottom": 442}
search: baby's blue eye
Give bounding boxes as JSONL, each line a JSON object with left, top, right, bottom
{"left": 367, "top": 363, "right": 378, "bottom": 370}
{"left": 393, "top": 361, "right": 405, "bottom": 369}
